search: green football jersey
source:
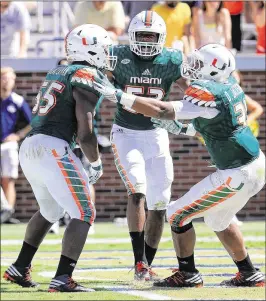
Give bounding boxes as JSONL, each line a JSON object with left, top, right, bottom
{"left": 112, "top": 45, "right": 183, "bottom": 130}
{"left": 190, "top": 76, "right": 260, "bottom": 169}
{"left": 30, "top": 64, "right": 101, "bottom": 149}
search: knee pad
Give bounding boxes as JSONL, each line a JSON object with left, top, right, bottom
{"left": 131, "top": 193, "right": 145, "bottom": 207}
{"left": 171, "top": 221, "right": 193, "bottom": 234}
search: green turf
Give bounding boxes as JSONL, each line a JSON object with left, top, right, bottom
{"left": 1, "top": 221, "right": 265, "bottom": 300}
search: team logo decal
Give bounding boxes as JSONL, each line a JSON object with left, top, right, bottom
{"left": 121, "top": 59, "right": 130, "bottom": 64}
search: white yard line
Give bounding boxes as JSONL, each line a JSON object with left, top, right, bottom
{"left": 101, "top": 285, "right": 174, "bottom": 300}
{"left": 1, "top": 236, "right": 265, "bottom": 245}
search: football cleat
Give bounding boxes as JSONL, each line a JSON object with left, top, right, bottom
{"left": 153, "top": 269, "right": 203, "bottom": 288}
{"left": 48, "top": 274, "right": 95, "bottom": 292}
{"left": 134, "top": 261, "right": 150, "bottom": 281}
{"left": 220, "top": 269, "right": 265, "bottom": 287}
{"left": 3, "top": 264, "right": 39, "bottom": 288}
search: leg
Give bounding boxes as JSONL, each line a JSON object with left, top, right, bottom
{"left": 216, "top": 222, "right": 247, "bottom": 261}
{"left": 155, "top": 169, "right": 244, "bottom": 288}
{"left": 1, "top": 142, "right": 19, "bottom": 220}
{"left": 145, "top": 153, "right": 173, "bottom": 267}
{"left": 231, "top": 14, "right": 242, "bottom": 52}
{"left": 1, "top": 177, "right": 16, "bottom": 210}
{"left": 111, "top": 129, "right": 149, "bottom": 279}
{"left": 0, "top": 186, "right": 13, "bottom": 224}
{"left": 145, "top": 210, "right": 165, "bottom": 265}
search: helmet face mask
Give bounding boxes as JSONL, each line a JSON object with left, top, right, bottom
{"left": 128, "top": 11, "right": 166, "bottom": 57}
{"left": 181, "top": 44, "right": 236, "bottom": 83}
{"left": 65, "top": 24, "right": 117, "bottom": 71}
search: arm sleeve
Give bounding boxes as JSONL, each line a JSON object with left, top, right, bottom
{"left": 171, "top": 100, "right": 220, "bottom": 120}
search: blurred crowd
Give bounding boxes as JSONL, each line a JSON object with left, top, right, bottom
{"left": 1, "top": 1, "right": 265, "bottom": 58}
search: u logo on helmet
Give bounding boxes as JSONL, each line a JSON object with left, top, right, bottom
{"left": 212, "top": 58, "right": 226, "bottom": 70}
{"left": 82, "top": 37, "right": 97, "bottom": 46}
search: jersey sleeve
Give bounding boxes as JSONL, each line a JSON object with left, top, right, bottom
{"left": 173, "top": 100, "right": 220, "bottom": 120}
{"left": 70, "top": 67, "right": 100, "bottom": 96}
{"left": 183, "top": 83, "right": 217, "bottom": 108}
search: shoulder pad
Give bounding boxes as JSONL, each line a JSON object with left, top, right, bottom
{"left": 71, "top": 67, "right": 97, "bottom": 88}
{"left": 184, "top": 84, "right": 217, "bottom": 107}
{"left": 169, "top": 48, "right": 183, "bottom": 65}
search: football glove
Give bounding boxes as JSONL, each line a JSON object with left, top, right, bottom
{"left": 93, "top": 71, "right": 136, "bottom": 107}
{"left": 151, "top": 118, "right": 196, "bottom": 136}
{"left": 88, "top": 158, "right": 103, "bottom": 184}
{"left": 93, "top": 70, "right": 122, "bottom": 103}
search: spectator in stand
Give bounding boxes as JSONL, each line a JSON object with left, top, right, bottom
{"left": 74, "top": 1, "right": 126, "bottom": 41}
{"left": 151, "top": 1, "right": 192, "bottom": 54}
{"left": 0, "top": 1, "right": 31, "bottom": 58}
{"left": 122, "top": 1, "right": 157, "bottom": 29}
{"left": 182, "top": 0, "right": 201, "bottom": 17}
{"left": 223, "top": 1, "right": 243, "bottom": 52}
{"left": 250, "top": 1, "right": 265, "bottom": 54}
{"left": 192, "top": 1, "right": 232, "bottom": 49}
{"left": 1, "top": 67, "right": 32, "bottom": 224}
{"left": 181, "top": 1, "right": 202, "bottom": 56}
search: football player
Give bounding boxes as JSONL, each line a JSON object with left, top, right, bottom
{"left": 3, "top": 24, "right": 117, "bottom": 292}
{"left": 109, "top": 11, "right": 184, "bottom": 280}
{"left": 94, "top": 43, "right": 265, "bottom": 287}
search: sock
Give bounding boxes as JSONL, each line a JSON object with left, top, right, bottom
{"left": 234, "top": 254, "right": 256, "bottom": 272}
{"left": 54, "top": 255, "right": 77, "bottom": 278}
{"left": 145, "top": 242, "right": 157, "bottom": 266}
{"left": 129, "top": 231, "right": 147, "bottom": 265}
{"left": 177, "top": 253, "right": 196, "bottom": 272}
{"left": 14, "top": 241, "right": 38, "bottom": 268}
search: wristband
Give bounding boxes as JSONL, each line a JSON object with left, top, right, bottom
{"left": 120, "top": 92, "right": 136, "bottom": 108}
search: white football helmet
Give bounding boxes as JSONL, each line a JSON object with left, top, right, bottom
{"left": 128, "top": 10, "right": 166, "bottom": 57}
{"left": 181, "top": 44, "right": 236, "bottom": 82}
{"left": 65, "top": 24, "right": 117, "bottom": 71}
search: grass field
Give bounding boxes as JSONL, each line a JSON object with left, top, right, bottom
{"left": 1, "top": 221, "right": 265, "bottom": 300}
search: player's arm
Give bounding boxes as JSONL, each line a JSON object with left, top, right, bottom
{"left": 74, "top": 87, "right": 99, "bottom": 163}
{"left": 93, "top": 72, "right": 219, "bottom": 121}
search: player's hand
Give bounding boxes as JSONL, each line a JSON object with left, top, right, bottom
{"left": 88, "top": 158, "right": 103, "bottom": 184}
{"left": 151, "top": 118, "right": 183, "bottom": 135}
{"left": 93, "top": 71, "right": 123, "bottom": 103}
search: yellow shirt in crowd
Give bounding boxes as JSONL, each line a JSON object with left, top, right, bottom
{"left": 151, "top": 2, "right": 191, "bottom": 47}
{"left": 74, "top": 1, "right": 125, "bottom": 31}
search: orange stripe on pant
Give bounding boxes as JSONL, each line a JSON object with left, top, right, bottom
{"left": 52, "top": 149, "right": 85, "bottom": 221}
{"left": 67, "top": 155, "right": 95, "bottom": 225}
{"left": 170, "top": 177, "right": 235, "bottom": 227}
{"left": 111, "top": 143, "right": 136, "bottom": 195}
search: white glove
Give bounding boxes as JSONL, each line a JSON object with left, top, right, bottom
{"left": 93, "top": 71, "right": 136, "bottom": 107}
{"left": 88, "top": 158, "right": 103, "bottom": 184}
{"left": 151, "top": 118, "right": 183, "bottom": 135}
{"left": 151, "top": 118, "right": 196, "bottom": 136}
{"left": 93, "top": 70, "right": 121, "bottom": 103}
